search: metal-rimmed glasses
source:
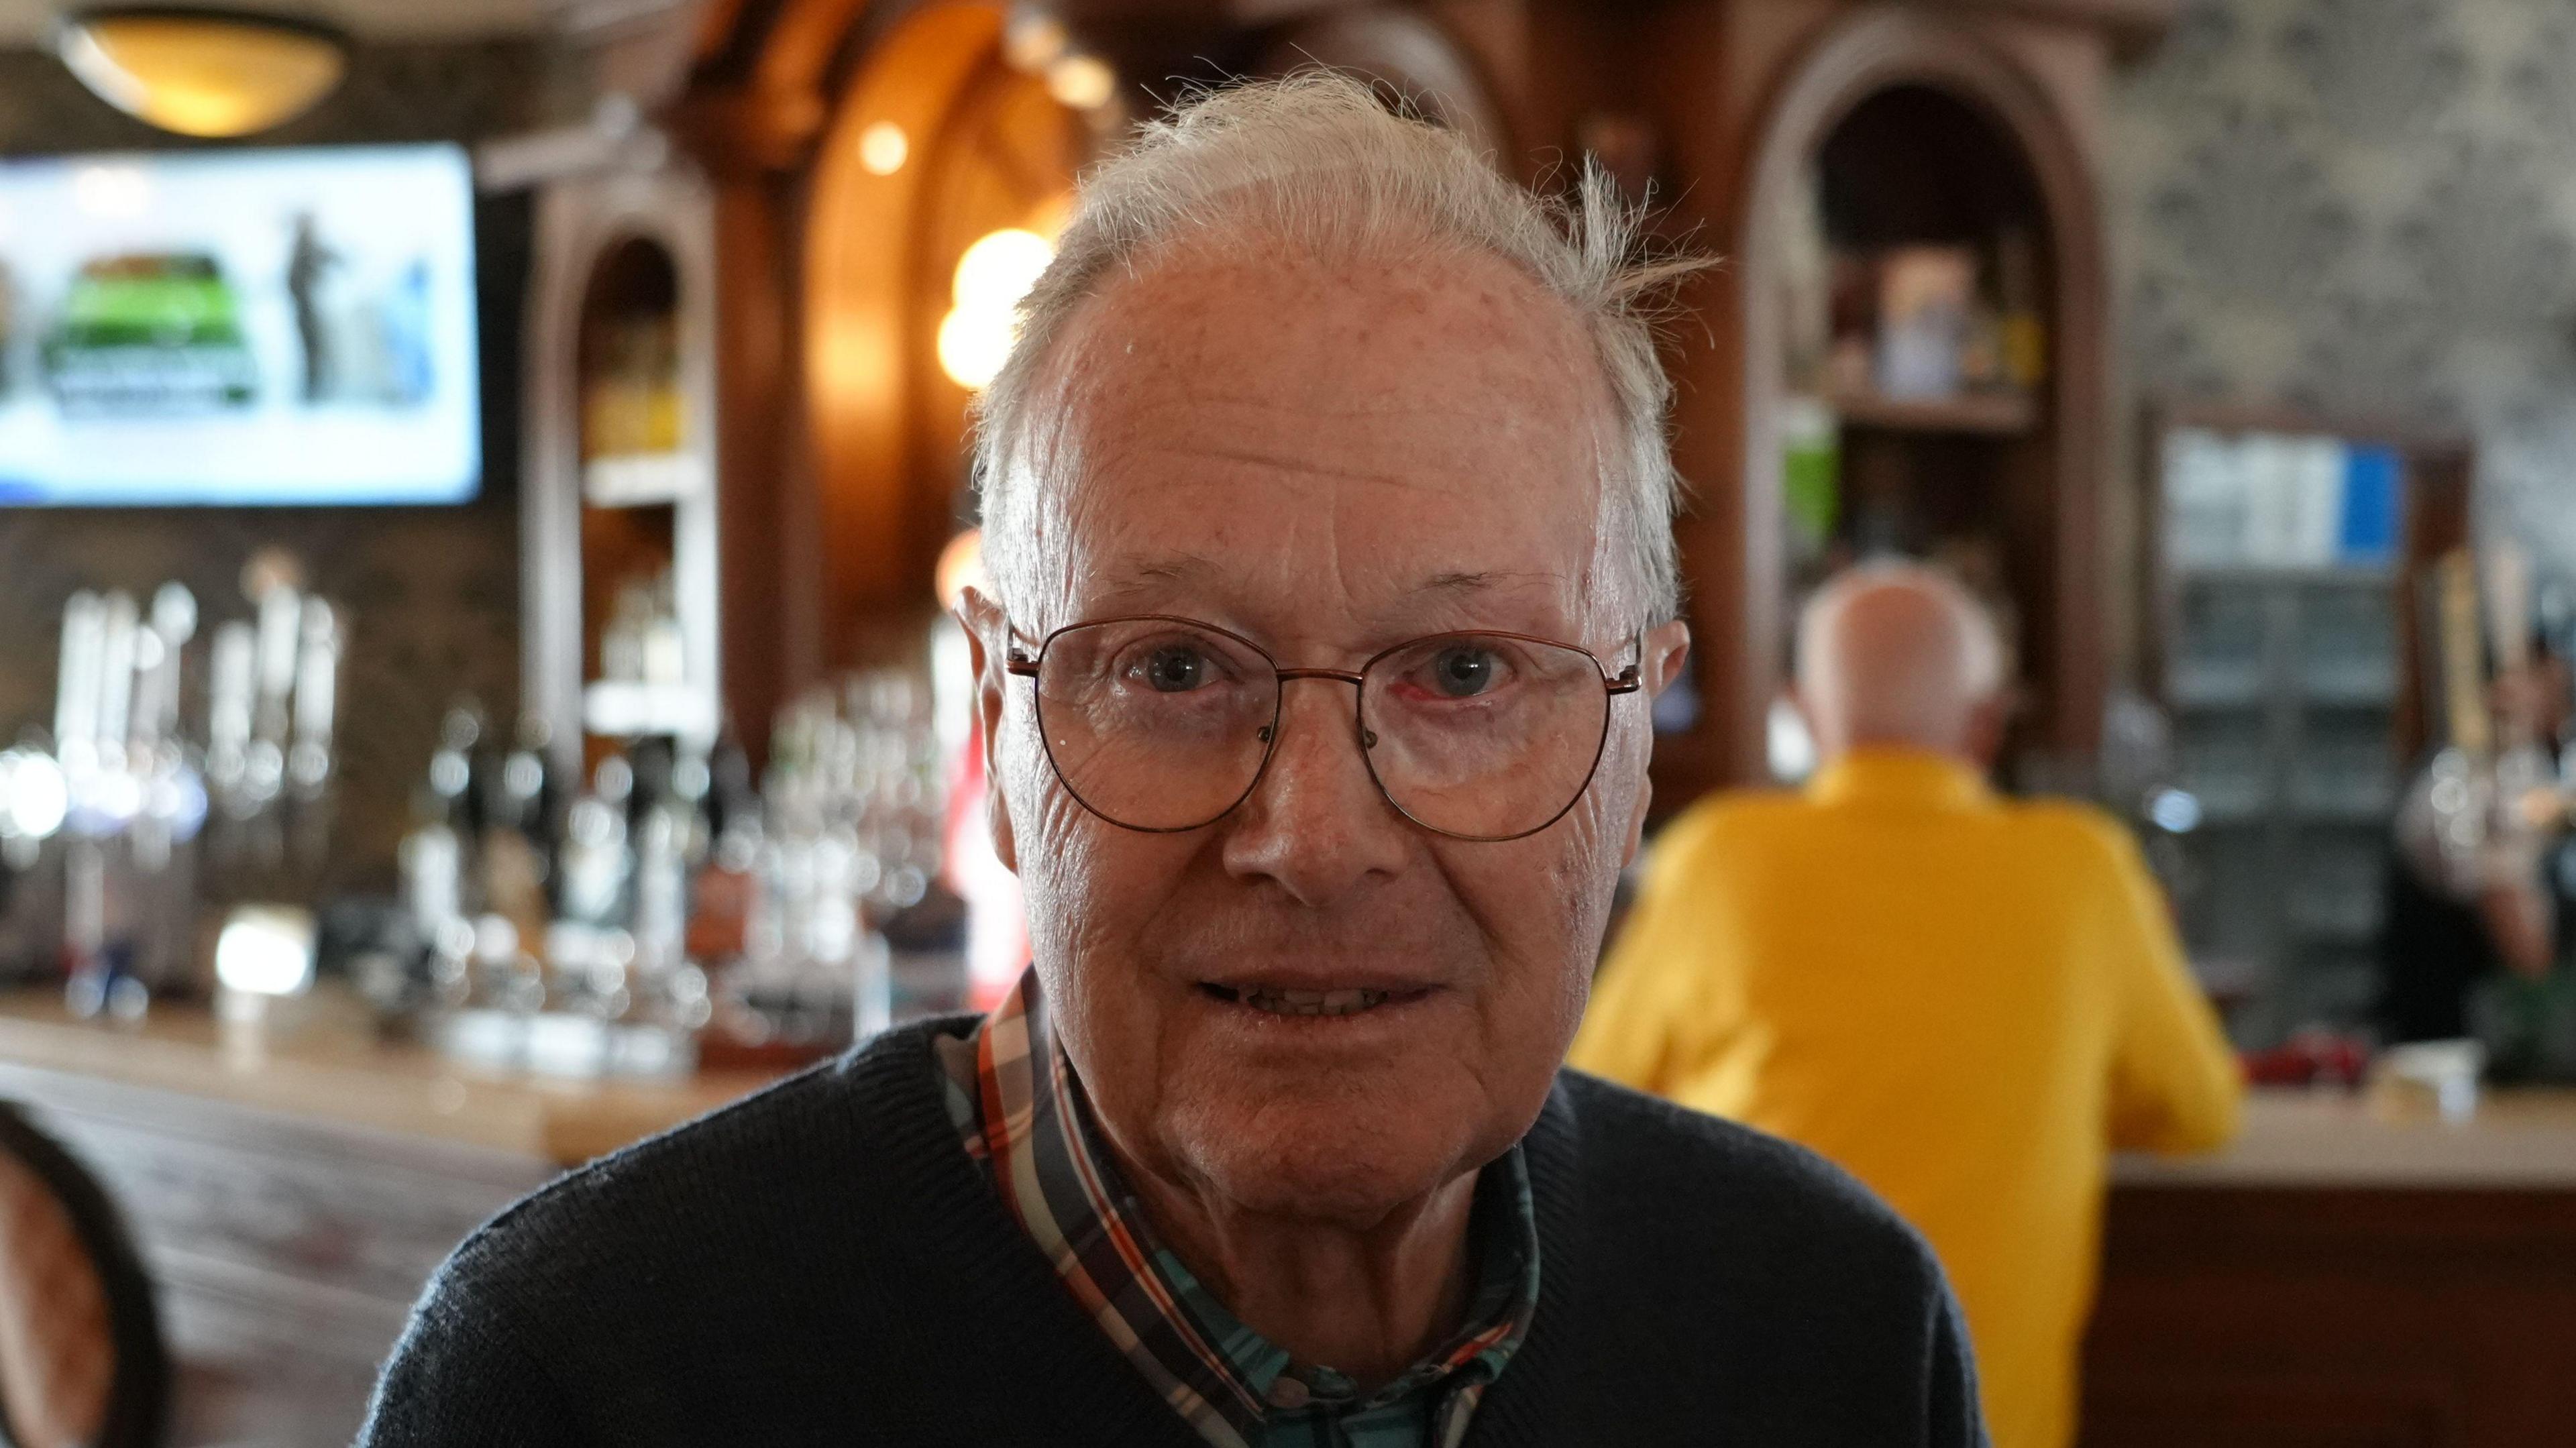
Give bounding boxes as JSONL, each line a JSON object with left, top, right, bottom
{"left": 1004, "top": 614, "right": 1643, "bottom": 842}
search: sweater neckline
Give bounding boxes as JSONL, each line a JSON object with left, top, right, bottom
{"left": 839, "top": 1019, "right": 1206, "bottom": 1445}
{"left": 834, "top": 1019, "right": 1587, "bottom": 1448}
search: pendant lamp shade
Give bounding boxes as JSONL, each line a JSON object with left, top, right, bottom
{"left": 56, "top": 7, "right": 350, "bottom": 139}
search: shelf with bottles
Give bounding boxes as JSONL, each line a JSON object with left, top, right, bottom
{"left": 578, "top": 238, "right": 686, "bottom": 467}
{"left": 1746, "top": 82, "right": 2085, "bottom": 790}
{"left": 582, "top": 451, "right": 710, "bottom": 508}
{"left": 2146, "top": 403, "right": 2477, "bottom": 1045}
{"left": 384, "top": 667, "right": 977, "bottom": 1079}
{"left": 1824, "top": 386, "right": 2037, "bottom": 437}
{"left": 582, "top": 681, "right": 716, "bottom": 740}
{"left": 1776, "top": 86, "right": 2052, "bottom": 437}
{"left": 2160, "top": 425, "right": 2410, "bottom": 577}
{"left": 584, "top": 561, "right": 700, "bottom": 740}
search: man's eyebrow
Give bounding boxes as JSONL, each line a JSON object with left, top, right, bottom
{"left": 1092, "top": 553, "right": 1220, "bottom": 597}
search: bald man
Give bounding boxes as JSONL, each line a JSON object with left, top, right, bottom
{"left": 1571, "top": 562, "right": 2241, "bottom": 1448}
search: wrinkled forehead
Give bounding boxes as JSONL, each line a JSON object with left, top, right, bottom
{"left": 997, "top": 235, "right": 1623, "bottom": 641}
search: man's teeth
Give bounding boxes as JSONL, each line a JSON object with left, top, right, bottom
{"left": 1238, "top": 987, "right": 1389, "bottom": 1017}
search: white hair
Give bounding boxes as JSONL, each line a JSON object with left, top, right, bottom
{"left": 973, "top": 70, "right": 1709, "bottom": 622}
{"left": 1794, "top": 561, "right": 2007, "bottom": 756}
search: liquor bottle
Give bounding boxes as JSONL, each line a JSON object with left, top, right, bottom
{"left": 627, "top": 738, "right": 692, "bottom": 989}
{"left": 395, "top": 710, "right": 484, "bottom": 1010}
{"left": 480, "top": 712, "right": 558, "bottom": 956}
{"left": 686, "top": 727, "right": 759, "bottom": 969}
{"left": 428, "top": 704, "right": 488, "bottom": 908}
{"left": 559, "top": 751, "right": 634, "bottom": 932}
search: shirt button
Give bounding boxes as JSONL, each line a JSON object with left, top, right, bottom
{"left": 1266, "top": 1376, "right": 1311, "bottom": 1409}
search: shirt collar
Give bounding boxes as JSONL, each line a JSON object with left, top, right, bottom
{"left": 936, "top": 966, "right": 1540, "bottom": 1447}
{"left": 1806, "top": 745, "right": 1994, "bottom": 810}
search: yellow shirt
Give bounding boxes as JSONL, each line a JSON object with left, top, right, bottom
{"left": 1570, "top": 748, "right": 2241, "bottom": 1448}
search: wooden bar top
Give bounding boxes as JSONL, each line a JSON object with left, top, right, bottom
{"left": 0, "top": 985, "right": 785, "bottom": 1168}
{"left": 2115, "top": 1084, "right": 2576, "bottom": 1189}
{"left": 11, "top": 991, "right": 2575, "bottom": 1188}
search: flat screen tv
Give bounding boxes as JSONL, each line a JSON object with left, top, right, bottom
{"left": 0, "top": 143, "right": 480, "bottom": 506}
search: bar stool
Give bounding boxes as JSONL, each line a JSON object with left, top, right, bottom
{"left": 0, "top": 1103, "right": 166, "bottom": 1448}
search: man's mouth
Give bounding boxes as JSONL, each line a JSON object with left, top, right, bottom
{"left": 1197, "top": 983, "right": 1428, "bottom": 1017}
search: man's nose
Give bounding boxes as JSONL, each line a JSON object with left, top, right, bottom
{"left": 1218, "top": 676, "right": 1411, "bottom": 904}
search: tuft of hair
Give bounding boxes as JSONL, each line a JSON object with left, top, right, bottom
{"left": 972, "top": 68, "right": 1713, "bottom": 622}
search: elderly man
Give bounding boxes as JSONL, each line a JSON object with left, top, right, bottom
{"left": 1572, "top": 562, "right": 2241, "bottom": 1448}
{"left": 364, "top": 77, "right": 1980, "bottom": 1447}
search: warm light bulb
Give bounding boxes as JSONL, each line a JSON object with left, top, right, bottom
{"left": 941, "top": 229, "right": 1058, "bottom": 390}
{"left": 938, "top": 306, "right": 1014, "bottom": 391}
{"left": 951, "top": 228, "right": 1055, "bottom": 311}
{"left": 1002, "top": 11, "right": 1069, "bottom": 74}
{"left": 1044, "top": 53, "right": 1116, "bottom": 111}
{"left": 858, "top": 119, "right": 908, "bottom": 176}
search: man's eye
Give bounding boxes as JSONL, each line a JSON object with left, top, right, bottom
{"left": 1428, "top": 647, "right": 1501, "bottom": 698}
{"left": 1136, "top": 647, "right": 1212, "bottom": 693}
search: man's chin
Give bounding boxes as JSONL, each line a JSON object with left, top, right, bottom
{"left": 1161, "top": 1097, "right": 1485, "bottom": 1229}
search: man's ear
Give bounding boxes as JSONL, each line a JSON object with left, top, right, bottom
{"left": 1964, "top": 690, "right": 2014, "bottom": 773}
{"left": 1619, "top": 620, "right": 1691, "bottom": 869}
{"left": 957, "top": 585, "right": 1018, "bottom": 873}
{"left": 1643, "top": 618, "right": 1692, "bottom": 697}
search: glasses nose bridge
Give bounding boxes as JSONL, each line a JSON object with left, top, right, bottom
{"left": 1273, "top": 665, "right": 1365, "bottom": 689}
{"left": 1256, "top": 665, "right": 1377, "bottom": 769}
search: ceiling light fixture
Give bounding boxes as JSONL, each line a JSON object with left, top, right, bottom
{"left": 56, "top": 6, "right": 351, "bottom": 139}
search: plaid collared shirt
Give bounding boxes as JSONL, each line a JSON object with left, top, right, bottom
{"left": 934, "top": 968, "right": 1540, "bottom": 1448}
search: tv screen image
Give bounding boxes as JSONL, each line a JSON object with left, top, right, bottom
{"left": 0, "top": 143, "right": 481, "bottom": 506}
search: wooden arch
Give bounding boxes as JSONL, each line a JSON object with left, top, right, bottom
{"left": 1726, "top": 6, "right": 2110, "bottom": 779}
{"left": 685, "top": 0, "right": 1509, "bottom": 665}
{"left": 801, "top": 1, "right": 1013, "bottom": 660}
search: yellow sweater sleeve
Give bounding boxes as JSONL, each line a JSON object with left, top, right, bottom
{"left": 1567, "top": 812, "right": 1722, "bottom": 1093}
{"left": 2095, "top": 819, "right": 2245, "bottom": 1154}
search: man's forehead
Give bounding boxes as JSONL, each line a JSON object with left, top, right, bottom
{"left": 1081, "top": 549, "right": 1570, "bottom": 606}
{"left": 1050, "top": 234, "right": 1603, "bottom": 407}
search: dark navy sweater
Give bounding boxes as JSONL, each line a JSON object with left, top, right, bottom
{"left": 362, "top": 1018, "right": 1986, "bottom": 1446}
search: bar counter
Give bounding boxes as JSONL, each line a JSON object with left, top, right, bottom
{"left": 0, "top": 986, "right": 782, "bottom": 1169}
{"left": 2115, "top": 1084, "right": 2576, "bottom": 1188}
{"left": 0, "top": 987, "right": 784, "bottom": 1447}
{"left": 2089, "top": 1088, "right": 2576, "bottom": 1447}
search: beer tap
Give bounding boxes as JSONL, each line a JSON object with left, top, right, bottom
{"left": 128, "top": 585, "right": 207, "bottom": 1001}
{"left": 288, "top": 599, "right": 340, "bottom": 798}
{"left": 288, "top": 598, "right": 342, "bottom": 870}
{"left": 205, "top": 620, "right": 256, "bottom": 820}
{"left": 64, "top": 590, "right": 142, "bottom": 1018}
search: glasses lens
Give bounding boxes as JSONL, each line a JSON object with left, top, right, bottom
{"left": 1033, "top": 619, "right": 1278, "bottom": 830}
{"left": 1360, "top": 633, "right": 1612, "bottom": 839}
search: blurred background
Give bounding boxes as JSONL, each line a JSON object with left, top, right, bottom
{"left": 0, "top": 1, "right": 2571, "bottom": 1444}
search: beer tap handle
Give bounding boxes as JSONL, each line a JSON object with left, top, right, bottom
{"left": 2438, "top": 552, "right": 2492, "bottom": 761}
{"left": 144, "top": 583, "right": 198, "bottom": 755}
{"left": 253, "top": 583, "right": 301, "bottom": 755}
{"left": 55, "top": 592, "right": 103, "bottom": 762}
{"left": 94, "top": 592, "right": 140, "bottom": 772}
{"left": 207, "top": 621, "right": 256, "bottom": 803}
{"left": 290, "top": 599, "right": 341, "bottom": 795}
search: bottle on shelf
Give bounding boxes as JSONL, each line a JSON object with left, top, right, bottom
{"left": 480, "top": 712, "right": 559, "bottom": 966}
{"left": 559, "top": 750, "right": 635, "bottom": 933}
